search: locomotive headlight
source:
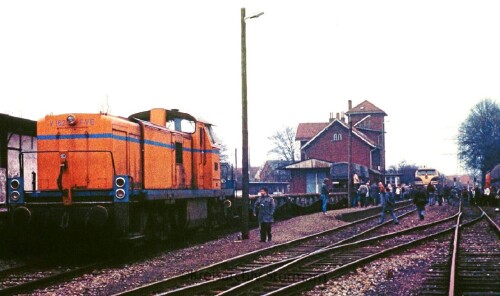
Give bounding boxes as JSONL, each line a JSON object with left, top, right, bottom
{"left": 115, "top": 177, "right": 126, "bottom": 188}
{"left": 67, "top": 114, "right": 77, "bottom": 126}
{"left": 115, "top": 189, "right": 126, "bottom": 199}
{"left": 10, "top": 191, "right": 20, "bottom": 201}
{"left": 10, "top": 179, "right": 20, "bottom": 190}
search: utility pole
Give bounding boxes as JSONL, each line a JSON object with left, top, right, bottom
{"left": 240, "top": 7, "right": 263, "bottom": 240}
{"left": 240, "top": 7, "right": 250, "bottom": 239}
{"left": 347, "top": 101, "right": 352, "bottom": 208}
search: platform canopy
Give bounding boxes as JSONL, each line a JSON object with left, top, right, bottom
{"left": 282, "top": 159, "right": 333, "bottom": 170}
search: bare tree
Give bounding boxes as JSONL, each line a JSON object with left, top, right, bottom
{"left": 99, "top": 95, "right": 111, "bottom": 114}
{"left": 387, "top": 160, "right": 419, "bottom": 185}
{"left": 219, "top": 142, "right": 229, "bottom": 163}
{"left": 267, "top": 126, "right": 299, "bottom": 162}
{"left": 458, "top": 98, "right": 500, "bottom": 180}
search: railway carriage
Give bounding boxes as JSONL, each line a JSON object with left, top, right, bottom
{"left": 7, "top": 108, "right": 233, "bottom": 240}
{"left": 0, "top": 114, "right": 37, "bottom": 222}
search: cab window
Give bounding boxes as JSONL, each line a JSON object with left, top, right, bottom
{"left": 166, "top": 118, "right": 196, "bottom": 133}
{"left": 206, "top": 125, "right": 218, "bottom": 145}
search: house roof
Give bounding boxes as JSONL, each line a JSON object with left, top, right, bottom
{"left": 283, "top": 158, "right": 333, "bottom": 170}
{"left": 301, "top": 118, "right": 377, "bottom": 149}
{"left": 263, "top": 160, "right": 293, "bottom": 170}
{"left": 346, "top": 100, "right": 387, "bottom": 116}
{"left": 296, "top": 122, "right": 328, "bottom": 141}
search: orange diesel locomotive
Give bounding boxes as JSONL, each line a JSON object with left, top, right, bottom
{"left": 8, "top": 108, "right": 233, "bottom": 240}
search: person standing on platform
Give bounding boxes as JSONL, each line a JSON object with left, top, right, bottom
{"left": 378, "top": 182, "right": 385, "bottom": 205}
{"left": 253, "top": 187, "right": 276, "bottom": 242}
{"left": 370, "top": 181, "right": 379, "bottom": 206}
{"left": 358, "top": 182, "right": 369, "bottom": 207}
{"left": 352, "top": 173, "right": 360, "bottom": 207}
{"left": 320, "top": 178, "right": 330, "bottom": 215}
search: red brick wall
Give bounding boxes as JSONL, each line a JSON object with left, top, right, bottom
{"left": 351, "top": 114, "right": 384, "bottom": 131}
{"left": 303, "top": 123, "right": 372, "bottom": 168}
{"left": 360, "top": 129, "right": 381, "bottom": 146}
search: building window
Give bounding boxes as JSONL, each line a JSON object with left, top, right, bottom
{"left": 333, "top": 133, "right": 342, "bottom": 142}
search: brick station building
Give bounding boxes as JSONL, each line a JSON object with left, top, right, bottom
{"left": 285, "top": 100, "right": 387, "bottom": 193}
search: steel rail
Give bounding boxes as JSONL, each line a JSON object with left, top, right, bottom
{"left": 448, "top": 206, "right": 500, "bottom": 295}
{"left": 0, "top": 261, "right": 107, "bottom": 296}
{"left": 448, "top": 212, "right": 463, "bottom": 296}
{"left": 113, "top": 204, "right": 416, "bottom": 296}
{"left": 220, "top": 211, "right": 477, "bottom": 296}
{"left": 479, "top": 206, "right": 500, "bottom": 234}
{"left": 152, "top": 209, "right": 422, "bottom": 296}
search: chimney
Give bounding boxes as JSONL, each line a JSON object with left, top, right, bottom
{"left": 336, "top": 112, "right": 340, "bottom": 120}
{"left": 150, "top": 108, "right": 166, "bottom": 126}
{"left": 340, "top": 112, "right": 345, "bottom": 122}
{"left": 329, "top": 112, "right": 334, "bottom": 122}
{"left": 348, "top": 100, "right": 352, "bottom": 111}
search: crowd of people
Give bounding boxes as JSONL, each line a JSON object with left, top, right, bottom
{"left": 250, "top": 180, "right": 499, "bottom": 243}
{"left": 349, "top": 180, "right": 499, "bottom": 209}
{"left": 346, "top": 177, "right": 500, "bottom": 223}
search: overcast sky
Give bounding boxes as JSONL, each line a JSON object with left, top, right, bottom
{"left": 1, "top": 1, "right": 499, "bottom": 176}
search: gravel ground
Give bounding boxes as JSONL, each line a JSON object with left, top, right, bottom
{"left": 29, "top": 206, "right": 353, "bottom": 295}
{"left": 304, "top": 238, "right": 451, "bottom": 296}
{"left": 304, "top": 204, "right": 458, "bottom": 296}
{"left": 29, "top": 203, "right": 458, "bottom": 295}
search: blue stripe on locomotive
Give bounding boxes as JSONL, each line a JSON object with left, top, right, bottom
{"left": 37, "top": 133, "right": 219, "bottom": 154}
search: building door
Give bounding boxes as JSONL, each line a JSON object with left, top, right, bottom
{"left": 306, "top": 172, "right": 327, "bottom": 193}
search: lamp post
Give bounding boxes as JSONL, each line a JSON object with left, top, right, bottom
{"left": 347, "top": 100, "right": 353, "bottom": 208}
{"left": 241, "top": 7, "right": 263, "bottom": 240}
{"left": 347, "top": 113, "right": 352, "bottom": 208}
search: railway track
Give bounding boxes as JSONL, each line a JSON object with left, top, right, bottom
{"left": 452, "top": 207, "right": 500, "bottom": 295}
{"left": 0, "top": 203, "right": 410, "bottom": 295}
{"left": 482, "top": 206, "right": 500, "bottom": 226}
{"left": 216, "top": 209, "right": 473, "bottom": 296}
{"left": 113, "top": 204, "right": 421, "bottom": 295}
{"left": 416, "top": 206, "right": 500, "bottom": 296}
{"left": 0, "top": 260, "right": 106, "bottom": 295}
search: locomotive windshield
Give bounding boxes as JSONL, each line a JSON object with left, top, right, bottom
{"left": 166, "top": 117, "right": 196, "bottom": 133}
{"left": 206, "top": 125, "right": 219, "bottom": 145}
{"left": 416, "top": 169, "right": 437, "bottom": 176}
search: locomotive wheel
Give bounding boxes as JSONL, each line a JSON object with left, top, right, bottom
{"left": 147, "top": 203, "right": 187, "bottom": 241}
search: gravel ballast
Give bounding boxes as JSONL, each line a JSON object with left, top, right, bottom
{"left": 31, "top": 203, "right": 459, "bottom": 295}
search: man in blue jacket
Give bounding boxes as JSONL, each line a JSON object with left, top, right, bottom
{"left": 253, "top": 187, "right": 276, "bottom": 242}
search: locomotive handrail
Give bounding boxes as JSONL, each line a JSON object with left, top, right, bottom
{"left": 20, "top": 150, "right": 117, "bottom": 177}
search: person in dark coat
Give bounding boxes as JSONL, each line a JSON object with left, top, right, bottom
{"left": 378, "top": 186, "right": 399, "bottom": 225}
{"left": 413, "top": 185, "right": 427, "bottom": 220}
{"left": 436, "top": 183, "right": 444, "bottom": 206}
{"left": 320, "top": 178, "right": 330, "bottom": 215}
{"left": 253, "top": 187, "right": 276, "bottom": 242}
{"left": 474, "top": 186, "right": 482, "bottom": 206}
{"left": 444, "top": 184, "right": 451, "bottom": 204}
{"left": 427, "top": 183, "right": 436, "bottom": 206}
{"left": 370, "top": 181, "right": 379, "bottom": 206}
